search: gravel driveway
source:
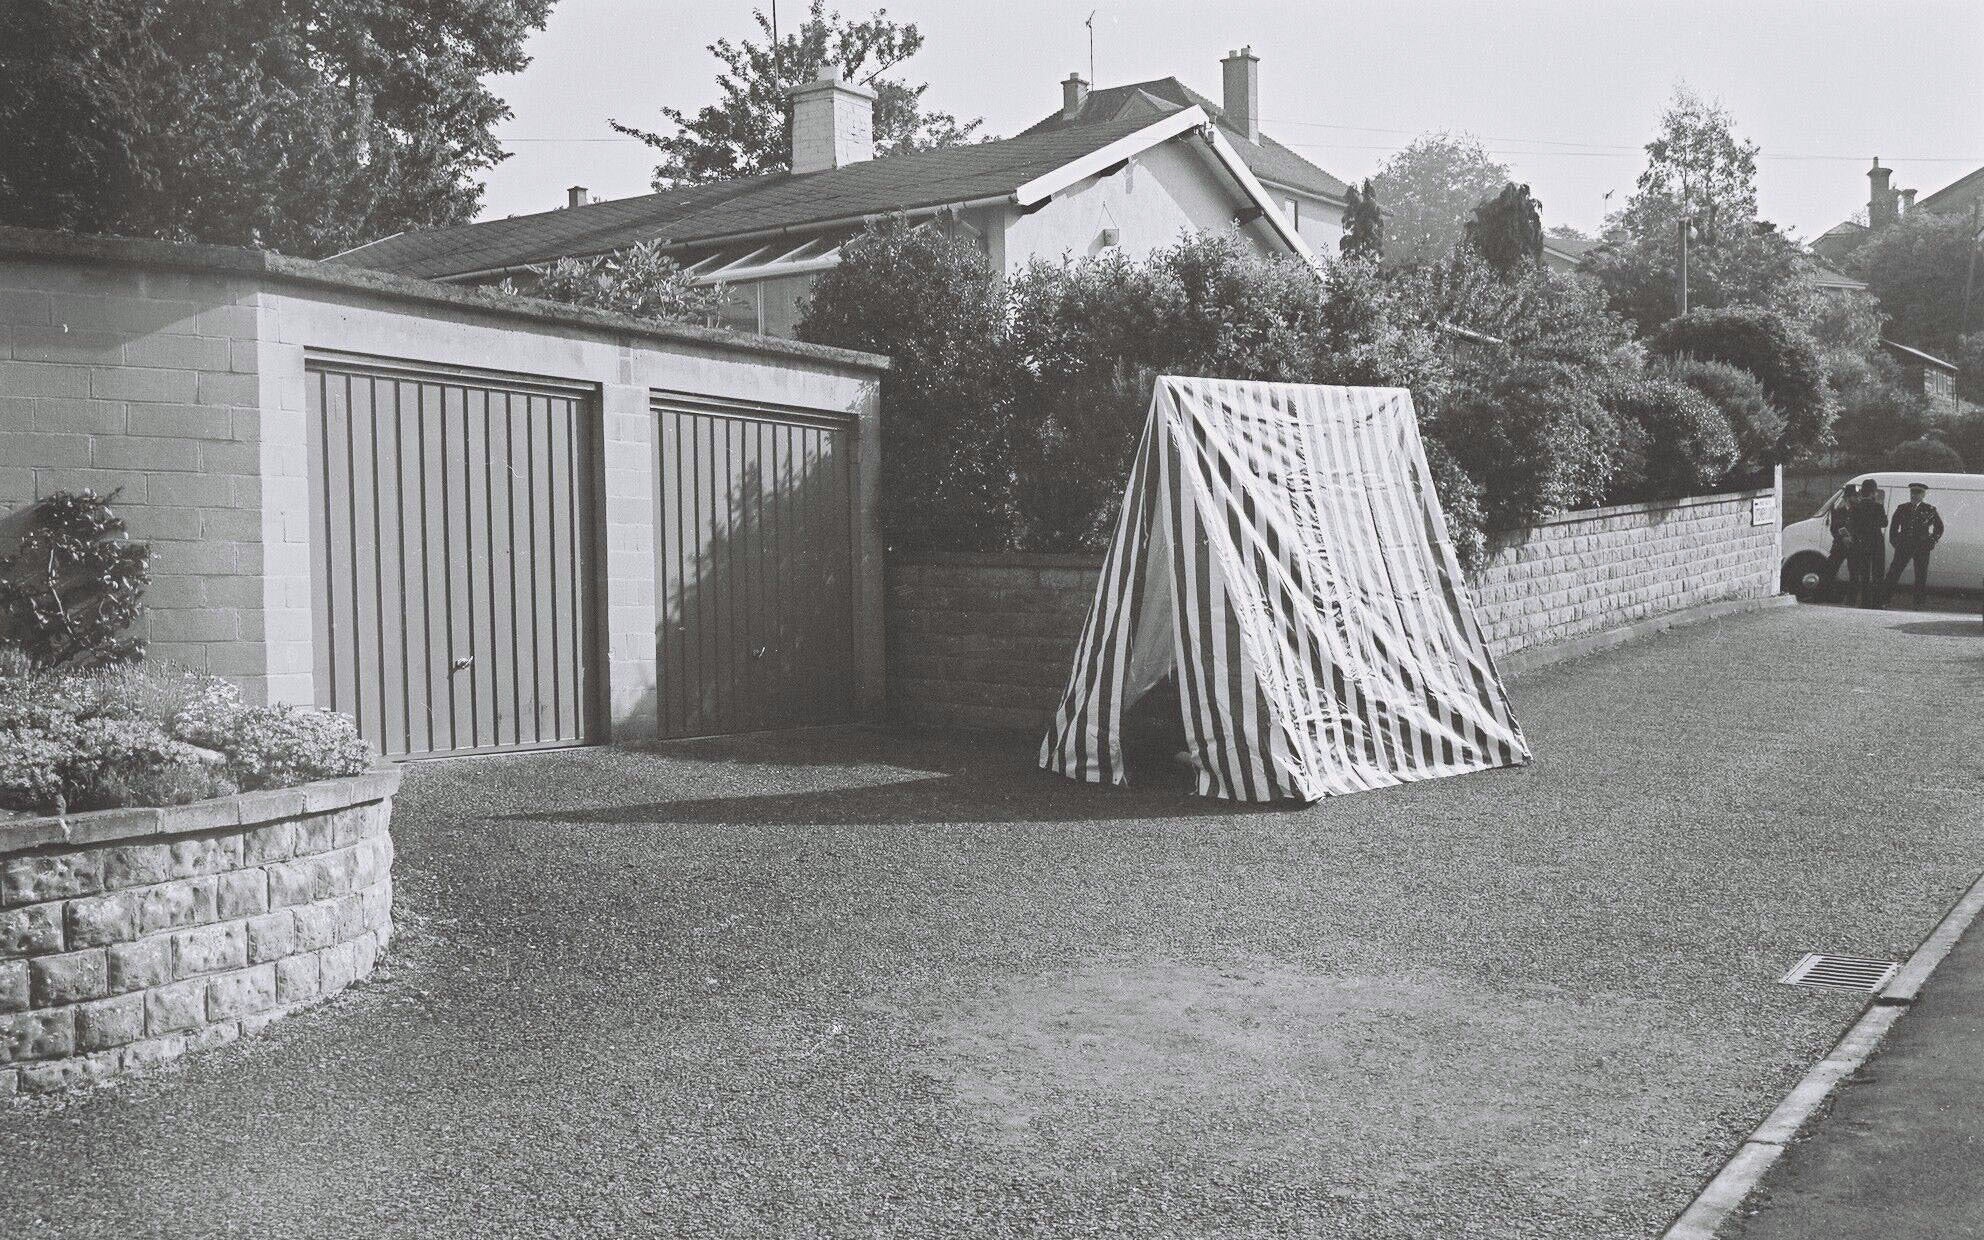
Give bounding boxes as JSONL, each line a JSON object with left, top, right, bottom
{"left": 4, "top": 603, "right": 1981, "bottom": 1239}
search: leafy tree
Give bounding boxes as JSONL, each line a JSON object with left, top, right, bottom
{"left": 1959, "top": 332, "right": 1984, "bottom": 404}
{"left": 612, "top": 2, "right": 983, "bottom": 188}
{"left": 0, "top": 0, "right": 551, "bottom": 257}
{"left": 1586, "top": 86, "right": 1821, "bottom": 334}
{"left": 1849, "top": 208, "right": 1981, "bottom": 357}
{"left": 1652, "top": 306, "right": 1832, "bottom": 460}
{"left": 1604, "top": 374, "right": 1738, "bottom": 502}
{"left": 1429, "top": 359, "right": 1622, "bottom": 529}
{"left": 1884, "top": 436, "right": 1964, "bottom": 473}
{"left": 1339, "top": 180, "right": 1384, "bottom": 260}
{"left": 1369, "top": 133, "right": 1512, "bottom": 266}
{"left": 496, "top": 242, "right": 725, "bottom": 325}
{"left": 796, "top": 218, "right": 1014, "bottom": 551}
{"left": 0, "top": 491, "right": 151, "bottom": 668}
{"left": 1654, "top": 356, "right": 1784, "bottom": 474}
{"left": 1824, "top": 350, "right": 1928, "bottom": 469}
{"left": 1465, "top": 183, "right": 1545, "bottom": 273}
{"left": 1399, "top": 248, "right": 1634, "bottom": 370}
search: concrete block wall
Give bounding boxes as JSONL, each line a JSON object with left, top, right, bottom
{"left": 0, "top": 768, "right": 398, "bottom": 1096}
{"left": 888, "top": 489, "right": 1781, "bottom": 731}
{"left": 0, "top": 260, "right": 279, "bottom": 690}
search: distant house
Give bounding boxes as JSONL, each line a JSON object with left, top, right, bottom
{"left": 1813, "top": 158, "right": 1984, "bottom": 267}
{"left": 1881, "top": 338, "right": 1960, "bottom": 419}
{"left": 1541, "top": 232, "right": 1597, "bottom": 274}
{"left": 330, "top": 48, "right": 1350, "bottom": 338}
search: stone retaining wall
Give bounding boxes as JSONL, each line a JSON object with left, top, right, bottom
{"left": 0, "top": 767, "right": 399, "bottom": 1096}
{"left": 888, "top": 488, "right": 1780, "bottom": 731}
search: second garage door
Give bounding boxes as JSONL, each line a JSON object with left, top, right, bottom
{"left": 654, "top": 392, "right": 856, "bottom": 739}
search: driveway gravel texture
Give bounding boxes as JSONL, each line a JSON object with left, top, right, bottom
{"left": 4, "top": 603, "right": 1981, "bottom": 1239}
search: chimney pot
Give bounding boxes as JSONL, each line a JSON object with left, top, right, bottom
{"left": 567, "top": 185, "right": 588, "bottom": 209}
{"left": 1062, "top": 73, "right": 1090, "bottom": 120}
{"left": 788, "top": 71, "right": 877, "bottom": 175}
{"left": 1221, "top": 46, "right": 1261, "bottom": 143}
{"left": 1869, "top": 158, "right": 1897, "bottom": 230}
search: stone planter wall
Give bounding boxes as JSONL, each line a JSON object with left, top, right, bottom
{"left": 0, "top": 767, "right": 399, "bottom": 1096}
{"left": 888, "top": 488, "right": 1780, "bottom": 731}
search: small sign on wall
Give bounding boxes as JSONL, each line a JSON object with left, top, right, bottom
{"left": 1752, "top": 495, "right": 1777, "bottom": 527}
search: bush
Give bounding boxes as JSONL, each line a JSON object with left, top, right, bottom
{"left": 797, "top": 218, "right": 1017, "bottom": 552}
{"left": 1423, "top": 437, "right": 1488, "bottom": 571}
{"left": 1883, "top": 436, "right": 1965, "bottom": 473}
{"left": 1651, "top": 306, "right": 1831, "bottom": 461}
{"left": 1655, "top": 357, "right": 1784, "bottom": 474}
{"left": 1430, "top": 359, "right": 1622, "bottom": 529}
{"left": 0, "top": 663, "right": 372, "bottom": 815}
{"left": 0, "top": 490, "right": 151, "bottom": 667}
{"left": 498, "top": 241, "right": 725, "bottom": 325}
{"left": 1605, "top": 375, "right": 1739, "bottom": 502}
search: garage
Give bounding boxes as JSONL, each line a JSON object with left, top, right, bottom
{"left": 306, "top": 355, "right": 602, "bottom": 759}
{"left": 653, "top": 392, "right": 857, "bottom": 739}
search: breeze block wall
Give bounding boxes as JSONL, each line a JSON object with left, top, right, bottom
{"left": 0, "top": 768, "right": 399, "bottom": 1097}
{"left": 887, "top": 488, "right": 1781, "bottom": 731}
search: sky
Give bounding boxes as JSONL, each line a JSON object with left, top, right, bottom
{"left": 478, "top": 0, "right": 1984, "bottom": 241}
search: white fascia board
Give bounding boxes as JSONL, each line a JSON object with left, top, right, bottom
{"left": 1197, "top": 124, "right": 1318, "bottom": 268}
{"left": 1256, "top": 176, "right": 1350, "bottom": 212}
{"left": 1012, "top": 106, "right": 1214, "bottom": 207}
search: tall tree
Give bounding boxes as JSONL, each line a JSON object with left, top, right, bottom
{"left": 1339, "top": 180, "right": 1384, "bottom": 261}
{"left": 1585, "top": 85, "right": 1821, "bottom": 334}
{"left": 612, "top": 2, "right": 984, "bottom": 188}
{"left": 1465, "top": 183, "right": 1545, "bottom": 273}
{"left": 1369, "top": 132, "right": 1513, "bottom": 266}
{"left": 0, "top": 0, "right": 552, "bottom": 257}
{"left": 1849, "top": 208, "right": 1981, "bottom": 356}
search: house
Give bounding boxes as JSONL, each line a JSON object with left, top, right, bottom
{"left": 1541, "top": 232, "right": 1597, "bottom": 274}
{"left": 1813, "top": 158, "right": 1984, "bottom": 266}
{"left": 1881, "top": 338, "right": 1961, "bottom": 419}
{"left": 329, "top": 49, "right": 1350, "bottom": 337}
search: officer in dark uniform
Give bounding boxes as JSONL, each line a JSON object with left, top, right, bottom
{"left": 1883, "top": 481, "right": 1946, "bottom": 608}
{"left": 1820, "top": 489, "right": 1856, "bottom": 601}
{"left": 1847, "top": 480, "right": 1887, "bottom": 608}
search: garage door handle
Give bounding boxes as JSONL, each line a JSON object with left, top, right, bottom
{"left": 451, "top": 655, "right": 474, "bottom": 673}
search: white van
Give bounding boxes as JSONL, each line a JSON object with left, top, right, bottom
{"left": 1781, "top": 471, "right": 1984, "bottom": 600}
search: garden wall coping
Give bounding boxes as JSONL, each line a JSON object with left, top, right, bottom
{"left": 0, "top": 765, "right": 402, "bottom": 858}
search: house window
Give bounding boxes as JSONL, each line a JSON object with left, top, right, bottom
{"left": 713, "top": 284, "right": 762, "bottom": 334}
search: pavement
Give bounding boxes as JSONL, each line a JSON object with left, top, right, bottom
{"left": 1725, "top": 881, "right": 1984, "bottom": 1239}
{"left": 2, "top": 599, "right": 1982, "bottom": 1239}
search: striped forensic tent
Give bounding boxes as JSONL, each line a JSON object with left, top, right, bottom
{"left": 1040, "top": 377, "right": 1530, "bottom": 802}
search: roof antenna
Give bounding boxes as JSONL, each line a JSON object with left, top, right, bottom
{"left": 1086, "top": 9, "right": 1097, "bottom": 84}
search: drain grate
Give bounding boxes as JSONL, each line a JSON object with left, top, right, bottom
{"left": 1780, "top": 953, "right": 1900, "bottom": 993}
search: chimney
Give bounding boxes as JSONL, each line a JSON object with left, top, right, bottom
{"left": 1900, "top": 187, "right": 1917, "bottom": 216}
{"left": 566, "top": 185, "right": 588, "bottom": 209}
{"left": 1062, "top": 73, "right": 1090, "bottom": 121}
{"left": 1869, "top": 158, "right": 1896, "bottom": 229}
{"left": 789, "top": 70, "right": 876, "bottom": 175}
{"left": 1221, "top": 46, "right": 1260, "bottom": 143}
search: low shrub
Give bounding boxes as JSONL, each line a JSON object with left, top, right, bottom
{"left": 1651, "top": 306, "right": 1832, "bottom": 461}
{"left": 0, "top": 490, "right": 151, "bottom": 667}
{"left": 1606, "top": 374, "right": 1740, "bottom": 503}
{"left": 0, "top": 661, "right": 373, "bottom": 815}
{"left": 1883, "top": 435, "right": 1965, "bottom": 473}
{"left": 1656, "top": 357, "right": 1785, "bottom": 475}
{"left": 1429, "top": 359, "right": 1622, "bottom": 530}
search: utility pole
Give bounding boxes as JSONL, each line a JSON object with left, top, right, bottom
{"left": 1676, "top": 215, "right": 1693, "bottom": 318}
{"left": 1962, "top": 199, "right": 1981, "bottom": 342}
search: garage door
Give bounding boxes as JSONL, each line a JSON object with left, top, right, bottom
{"left": 654, "top": 392, "right": 855, "bottom": 739}
{"left": 307, "top": 357, "right": 601, "bottom": 758}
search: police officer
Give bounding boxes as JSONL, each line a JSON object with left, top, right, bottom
{"left": 1883, "top": 481, "right": 1946, "bottom": 609}
{"left": 1820, "top": 488, "right": 1856, "bottom": 602}
{"left": 1847, "top": 479, "right": 1887, "bottom": 608}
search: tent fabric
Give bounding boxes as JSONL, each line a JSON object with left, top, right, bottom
{"left": 1040, "top": 377, "right": 1531, "bottom": 802}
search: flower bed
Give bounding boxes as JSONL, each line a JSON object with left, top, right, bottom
{"left": 1, "top": 660, "right": 372, "bottom": 816}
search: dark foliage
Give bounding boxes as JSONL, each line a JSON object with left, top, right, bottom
{"left": 0, "top": 491, "right": 152, "bottom": 668}
{"left": 1651, "top": 306, "right": 1832, "bottom": 461}
{"left": 1428, "top": 359, "right": 1622, "bottom": 530}
{"left": 1340, "top": 179, "right": 1384, "bottom": 261}
{"left": 1654, "top": 357, "right": 1785, "bottom": 475}
{"left": 1464, "top": 183, "right": 1545, "bottom": 273}
{"left": 1883, "top": 436, "right": 1965, "bottom": 473}
{"left": 1604, "top": 375, "right": 1739, "bottom": 502}
{"left": 0, "top": 0, "right": 551, "bottom": 257}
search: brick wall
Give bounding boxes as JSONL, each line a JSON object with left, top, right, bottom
{"left": 0, "top": 768, "right": 398, "bottom": 1096}
{"left": 888, "top": 488, "right": 1781, "bottom": 731}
